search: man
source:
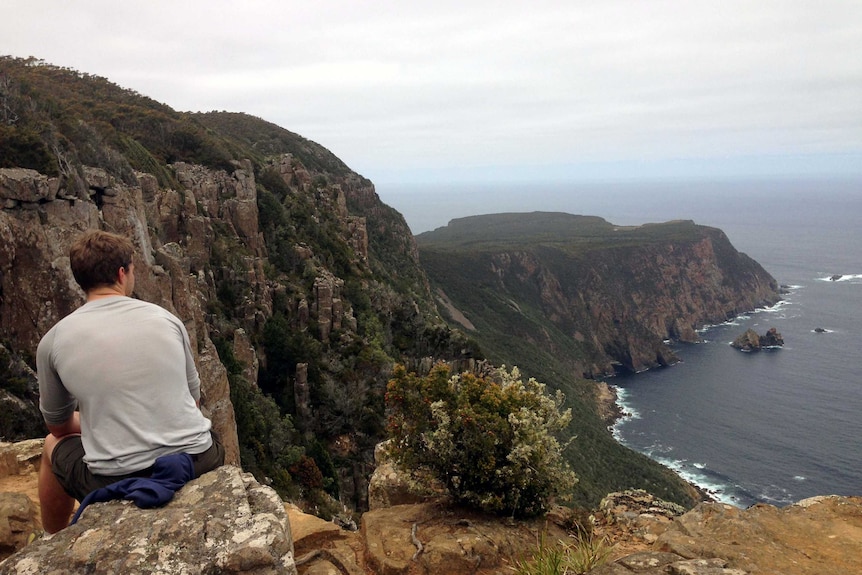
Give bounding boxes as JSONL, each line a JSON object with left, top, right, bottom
{"left": 37, "top": 230, "right": 224, "bottom": 533}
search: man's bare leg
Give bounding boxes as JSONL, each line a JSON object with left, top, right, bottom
{"left": 38, "top": 434, "right": 75, "bottom": 534}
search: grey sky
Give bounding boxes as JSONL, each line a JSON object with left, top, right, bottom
{"left": 4, "top": 0, "right": 861, "bottom": 185}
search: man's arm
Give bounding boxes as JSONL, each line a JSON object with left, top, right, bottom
{"left": 46, "top": 411, "right": 81, "bottom": 439}
{"left": 37, "top": 329, "right": 79, "bottom": 431}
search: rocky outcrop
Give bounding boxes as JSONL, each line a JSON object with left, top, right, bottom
{"left": 2, "top": 435, "right": 860, "bottom": 575}
{"left": 367, "top": 441, "right": 447, "bottom": 511}
{"left": 591, "top": 495, "right": 862, "bottom": 575}
{"left": 0, "top": 346, "right": 44, "bottom": 443}
{"left": 731, "top": 327, "right": 784, "bottom": 351}
{"left": 0, "top": 465, "right": 297, "bottom": 574}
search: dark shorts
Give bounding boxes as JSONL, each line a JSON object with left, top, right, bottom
{"left": 51, "top": 433, "right": 225, "bottom": 502}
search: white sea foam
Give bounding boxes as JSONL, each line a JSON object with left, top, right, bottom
{"left": 610, "top": 385, "right": 641, "bottom": 442}
{"left": 648, "top": 455, "right": 741, "bottom": 506}
{"left": 793, "top": 475, "right": 806, "bottom": 481}
{"left": 817, "top": 273, "right": 862, "bottom": 283}
{"left": 758, "top": 484, "right": 794, "bottom": 506}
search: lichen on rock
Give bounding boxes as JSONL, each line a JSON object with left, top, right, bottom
{"left": 0, "top": 465, "right": 297, "bottom": 575}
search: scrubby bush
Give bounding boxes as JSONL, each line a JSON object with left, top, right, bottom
{"left": 386, "top": 363, "right": 577, "bottom": 517}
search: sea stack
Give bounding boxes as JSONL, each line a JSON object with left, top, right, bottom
{"left": 731, "top": 327, "right": 784, "bottom": 351}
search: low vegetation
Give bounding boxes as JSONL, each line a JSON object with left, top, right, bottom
{"left": 513, "top": 531, "right": 614, "bottom": 575}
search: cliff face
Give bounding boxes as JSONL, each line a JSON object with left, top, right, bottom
{"left": 418, "top": 214, "right": 780, "bottom": 377}
{"left": 0, "top": 164, "right": 257, "bottom": 466}
{"left": 0, "top": 56, "right": 470, "bottom": 512}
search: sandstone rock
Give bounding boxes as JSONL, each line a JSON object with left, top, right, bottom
{"left": 0, "top": 494, "right": 38, "bottom": 562}
{"left": 599, "top": 490, "right": 687, "bottom": 545}
{"left": 286, "top": 504, "right": 365, "bottom": 575}
{"left": 0, "top": 465, "right": 297, "bottom": 574}
{"left": 361, "top": 501, "right": 563, "bottom": 575}
{"left": 0, "top": 441, "right": 43, "bottom": 479}
{"left": 652, "top": 497, "right": 862, "bottom": 575}
{"left": 367, "top": 441, "right": 447, "bottom": 511}
{"left": 0, "top": 169, "right": 54, "bottom": 203}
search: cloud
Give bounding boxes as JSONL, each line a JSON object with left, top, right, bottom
{"left": 4, "top": 0, "right": 861, "bottom": 183}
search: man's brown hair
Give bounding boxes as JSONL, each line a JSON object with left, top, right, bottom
{"left": 69, "top": 230, "right": 135, "bottom": 292}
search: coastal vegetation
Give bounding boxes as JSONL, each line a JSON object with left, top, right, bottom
{"left": 386, "top": 363, "right": 576, "bottom": 517}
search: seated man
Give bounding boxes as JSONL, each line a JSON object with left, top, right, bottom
{"left": 37, "top": 230, "right": 224, "bottom": 533}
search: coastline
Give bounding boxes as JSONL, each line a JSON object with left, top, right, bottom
{"left": 604, "top": 298, "right": 798, "bottom": 508}
{"left": 595, "top": 379, "right": 716, "bottom": 505}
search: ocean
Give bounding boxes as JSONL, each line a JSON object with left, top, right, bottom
{"left": 376, "top": 177, "right": 862, "bottom": 508}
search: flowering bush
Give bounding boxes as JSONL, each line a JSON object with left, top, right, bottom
{"left": 386, "top": 363, "right": 577, "bottom": 517}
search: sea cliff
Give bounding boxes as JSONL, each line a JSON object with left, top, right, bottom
{"left": 417, "top": 212, "right": 781, "bottom": 378}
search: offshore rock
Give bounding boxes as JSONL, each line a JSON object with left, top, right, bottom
{"left": 731, "top": 327, "right": 784, "bottom": 351}
{"left": 0, "top": 465, "right": 297, "bottom": 574}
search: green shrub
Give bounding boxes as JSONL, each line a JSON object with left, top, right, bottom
{"left": 386, "top": 364, "right": 577, "bottom": 517}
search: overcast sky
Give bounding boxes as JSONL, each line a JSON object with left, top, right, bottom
{"left": 4, "top": 1, "right": 862, "bottom": 186}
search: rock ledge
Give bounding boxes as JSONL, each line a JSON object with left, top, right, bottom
{"left": 0, "top": 465, "right": 297, "bottom": 574}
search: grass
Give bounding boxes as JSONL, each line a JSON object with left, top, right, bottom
{"left": 513, "top": 531, "right": 614, "bottom": 575}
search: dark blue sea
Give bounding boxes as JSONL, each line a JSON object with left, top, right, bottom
{"left": 377, "top": 177, "right": 862, "bottom": 507}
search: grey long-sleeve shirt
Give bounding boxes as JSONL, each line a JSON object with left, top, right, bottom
{"left": 37, "top": 296, "right": 212, "bottom": 475}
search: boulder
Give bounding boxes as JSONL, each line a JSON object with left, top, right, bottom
{"left": 598, "top": 490, "right": 687, "bottom": 545}
{"left": 367, "top": 441, "right": 447, "bottom": 511}
{"left": 0, "top": 494, "right": 38, "bottom": 562}
{"left": 0, "top": 465, "right": 297, "bottom": 574}
{"left": 731, "top": 328, "right": 783, "bottom": 351}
